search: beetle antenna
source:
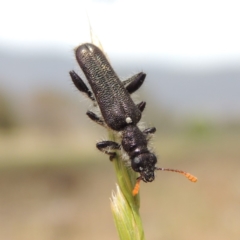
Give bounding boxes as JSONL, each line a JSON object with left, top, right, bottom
{"left": 155, "top": 167, "right": 197, "bottom": 182}
{"left": 132, "top": 177, "right": 142, "bottom": 196}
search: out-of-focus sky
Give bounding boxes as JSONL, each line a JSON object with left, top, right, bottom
{"left": 1, "top": 0, "right": 240, "bottom": 120}
{"left": 1, "top": 0, "right": 240, "bottom": 65}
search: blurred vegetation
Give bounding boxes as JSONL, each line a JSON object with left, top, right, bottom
{"left": 0, "top": 87, "right": 240, "bottom": 240}
{"left": 0, "top": 90, "right": 18, "bottom": 132}
{"left": 0, "top": 86, "right": 239, "bottom": 166}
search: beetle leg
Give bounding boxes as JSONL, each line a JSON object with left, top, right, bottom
{"left": 122, "top": 72, "right": 146, "bottom": 94}
{"left": 69, "top": 70, "right": 96, "bottom": 102}
{"left": 143, "top": 127, "right": 156, "bottom": 135}
{"left": 86, "top": 111, "right": 105, "bottom": 127}
{"left": 136, "top": 101, "right": 146, "bottom": 112}
{"left": 96, "top": 141, "right": 121, "bottom": 160}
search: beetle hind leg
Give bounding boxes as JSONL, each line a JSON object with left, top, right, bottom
{"left": 69, "top": 70, "right": 96, "bottom": 102}
{"left": 122, "top": 72, "right": 146, "bottom": 94}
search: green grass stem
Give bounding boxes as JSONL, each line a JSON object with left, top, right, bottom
{"left": 109, "top": 131, "right": 145, "bottom": 240}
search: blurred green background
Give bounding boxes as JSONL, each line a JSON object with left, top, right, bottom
{"left": 1, "top": 0, "right": 240, "bottom": 240}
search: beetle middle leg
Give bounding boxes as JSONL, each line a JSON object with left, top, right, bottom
{"left": 96, "top": 141, "right": 121, "bottom": 160}
{"left": 136, "top": 101, "right": 146, "bottom": 112}
{"left": 86, "top": 111, "right": 105, "bottom": 127}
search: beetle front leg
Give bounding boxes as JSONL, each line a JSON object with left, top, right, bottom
{"left": 143, "top": 127, "right": 156, "bottom": 135}
{"left": 142, "top": 127, "right": 156, "bottom": 141}
{"left": 96, "top": 141, "right": 121, "bottom": 160}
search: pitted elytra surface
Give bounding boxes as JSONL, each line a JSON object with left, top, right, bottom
{"left": 69, "top": 43, "right": 197, "bottom": 195}
{"left": 69, "top": 43, "right": 158, "bottom": 184}
{"left": 75, "top": 43, "right": 142, "bottom": 131}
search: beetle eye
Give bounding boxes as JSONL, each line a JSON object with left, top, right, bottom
{"left": 133, "top": 157, "right": 140, "bottom": 165}
{"left": 132, "top": 157, "right": 142, "bottom": 172}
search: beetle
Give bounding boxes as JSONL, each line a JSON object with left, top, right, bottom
{"left": 69, "top": 43, "right": 197, "bottom": 195}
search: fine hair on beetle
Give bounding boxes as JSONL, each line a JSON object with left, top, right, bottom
{"left": 69, "top": 43, "right": 197, "bottom": 195}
